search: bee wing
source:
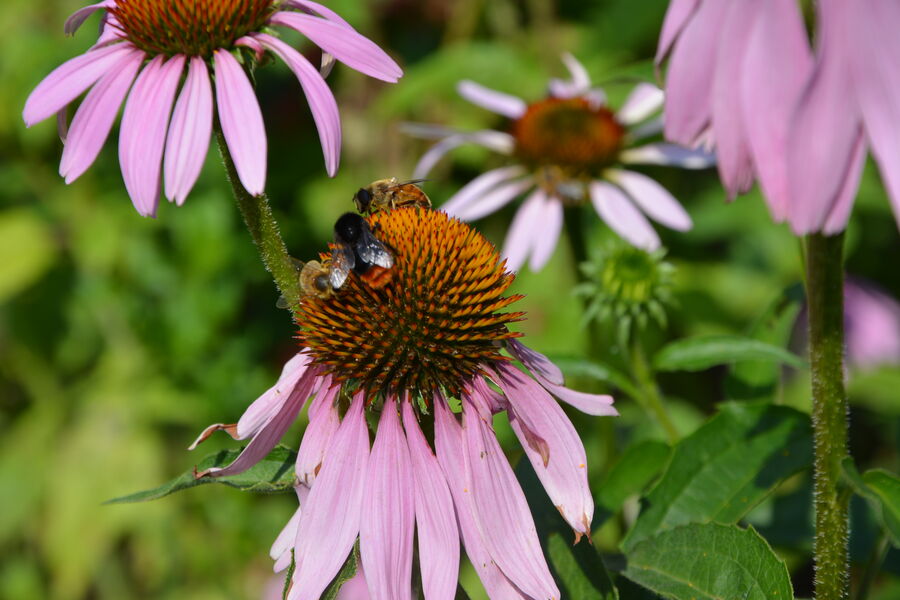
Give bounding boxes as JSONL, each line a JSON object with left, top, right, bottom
{"left": 391, "top": 178, "right": 428, "bottom": 188}
{"left": 356, "top": 228, "right": 394, "bottom": 268}
{"left": 329, "top": 244, "right": 355, "bottom": 289}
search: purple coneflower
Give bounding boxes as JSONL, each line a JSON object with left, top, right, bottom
{"left": 23, "top": 0, "right": 402, "bottom": 217}
{"left": 407, "top": 54, "right": 713, "bottom": 270}
{"left": 192, "top": 207, "right": 616, "bottom": 600}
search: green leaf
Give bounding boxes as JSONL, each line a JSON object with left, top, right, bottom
{"left": 105, "top": 445, "right": 297, "bottom": 503}
{"left": 596, "top": 440, "right": 670, "bottom": 514}
{"left": 623, "top": 523, "right": 793, "bottom": 600}
{"left": 516, "top": 459, "right": 619, "bottom": 599}
{"left": 841, "top": 458, "right": 900, "bottom": 547}
{"left": 653, "top": 336, "right": 805, "bottom": 372}
{"left": 622, "top": 402, "right": 812, "bottom": 551}
{"left": 0, "top": 208, "right": 57, "bottom": 302}
{"left": 322, "top": 542, "right": 360, "bottom": 600}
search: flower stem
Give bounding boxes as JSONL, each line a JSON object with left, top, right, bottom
{"left": 629, "top": 336, "right": 679, "bottom": 444}
{"left": 214, "top": 125, "right": 302, "bottom": 312}
{"left": 805, "top": 232, "right": 849, "bottom": 600}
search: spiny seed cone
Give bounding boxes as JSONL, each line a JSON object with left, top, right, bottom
{"left": 111, "top": 0, "right": 274, "bottom": 57}
{"left": 295, "top": 207, "right": 525, "bottom": 399}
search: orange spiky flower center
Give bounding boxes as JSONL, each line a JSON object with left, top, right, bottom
{"left": 295, "top": 208, "right": 525, "bottom": 399}
{"left": 512, "top": 97, "right": 625, "bottom": 176}
{"left": 110, "top": 0, "right": 274, "bottom": 57}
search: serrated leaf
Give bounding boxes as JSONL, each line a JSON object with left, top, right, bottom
{"left": 653, "top": 336, "right": 805, "bottom": 372}
{"left": 842, "top": 458, "right": 900, "bottom": 547}
{"left": 623, "top": 523, "right": 793, "bottom": 600}
{"left": 622, "top": 402, "right": 812, "bottom": 551}
{"left": 105, "top": 445, "right": 297, "bottom": 503}
{"left": 596, "top": 440, "right": 670, "bottom": 514}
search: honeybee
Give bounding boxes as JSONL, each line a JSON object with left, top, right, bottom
{"left": 352, "top": 178, "right": 431, "bottom": 214}
{"left": 329, "top": 212, "right": 394, "bottom": 290}
{"left": 299, "top": 260, "right": 335, "bottom": 299}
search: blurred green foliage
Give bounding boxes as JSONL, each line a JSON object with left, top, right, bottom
{"left": 2, "top": 0, "right": 899, "bottom": 598}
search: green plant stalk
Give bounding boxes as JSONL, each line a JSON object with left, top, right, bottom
{"left": 214, "top": 126, "right": 301, "bottom": 312}
{"left": 629, "top": 337, "right": 679, "bottom": 444}
{"left": 805, "top": 232, "right": 849, "bottom": 600}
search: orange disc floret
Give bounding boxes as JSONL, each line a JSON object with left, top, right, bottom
{"left": 295, "top": 207, "right": 525, "bottom": 398}
{"left": 111, "top": 0, "right": 274, "bottom": 57}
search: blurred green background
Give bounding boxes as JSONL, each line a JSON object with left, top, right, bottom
{"left": 2, "top": 0, "right": 899, "bottom": 598}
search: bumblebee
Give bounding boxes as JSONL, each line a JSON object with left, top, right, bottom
{"left": 329, "top": 212, "right": 394, "bottom": 290}
{"left": 352, "top": 178, "right": 431, "bottom": 215}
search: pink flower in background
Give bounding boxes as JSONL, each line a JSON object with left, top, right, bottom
{"left": 844, "top": 280, "right": 900, "bottom": 370}
{"left": 657, "top": 0, "right": 900, "bottom": 235}
{"left": 23, "top": 0, "right": 402, "bottom": 217}
{"left": 408, "top": 54, "right": 714, "bottom": 271}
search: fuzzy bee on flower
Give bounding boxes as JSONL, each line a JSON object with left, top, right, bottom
{"left": 353, "top": 177, "right": 432, "bottom": 215}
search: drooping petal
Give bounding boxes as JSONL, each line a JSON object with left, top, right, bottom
{"left": 254, "top": 34, "right": 341, "bottom": 176}
{"left": 432, "top": 400, "right": 529, "bottom": 600}
{"left": 457, "top": 80, "right": 527, "bottom": 119}
{"left": 64, "top": 1, "right": 112, "bottom": 36}
{"left": 270, "top": 12, "right": 402, "bottom": 82}
{"left": 617, "top": 83, "right": 664, "bottom": 125}
{"left": 740, "top": 0, "right": 812, "bottom": 221}
{"left": 460, "top": 398, "right": 559, "bottom": 600}
{"left": 271, "top": 488, "right": 304, "bottom": 572}
{"left": 290, "top": 393, "right": 369, "bottom": 600}
{"left": 295, "top": 381, "right": 341, "bottom": 486}
{"left": 237, "top": 353, "right": 312, "bottom": 440}
{"left": 655, "top": 0, "right": 700, "bottom": 64}
{"left": 401, "top": 400, "right": 459, "bottom": 600}
{"left": 24, "top": 42, "right": 133, "bottom": 126}
{"left": 282, "top": 0, "right": 353, "bottom": 27}
{"left": 59, "top": 47, "right": 143, "bottom": 183}
{"left": 501, "top": 189, "right": 546, "bottom": 272}
{"left": 528, "top": 194, "right": 563, "bottom": 271}
{"left": 118, "top": 54, "right": 185, "bottom": 217}
{"left": 548, "top": 53, "right": 593, "bottom": 99}
{"left": 610, "top": 169, "right": 692, "bottom": 231}
{"left": 162, "top": 56, "right": 212, "bottom": 205}
{"left": 412, "top": 130, "right": 514, "bottom": 179}
{"left": 663, "top": 0, "right": 729, "bottom": 146}
{"left": 440, "top": 166, "right": 528, "bottom": 217}
{"left": 361, "top": 403, "right": 415, "bottom": 600}
{"left": 506, "top": 339, "right": 563, "bottom": 385}
{"left": 589, "top": 181, "right": 660, "bottom": 251}
{"left": 453, "top": 178, "right": 533, "bottom": 222}
{"left": 620, "top": 142, "right": 715, "bottom": 169}
{"left": 823, "top": 133, "right": 866, "bottom": 235}
{"left": 492, "top": 363, "right": 594, "bottom": 539}
{"left": 214, "top": 49, "right": 267, "bottom": 196}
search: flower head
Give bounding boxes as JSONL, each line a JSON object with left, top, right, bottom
{"left": 191, "top": 206, "right": 616, "bottom": 600}
{"left": 23, "top": 0, "right": 402, "bottom": 216}
{"left": 407, "top": 54, "right": 714, "bottom": 271}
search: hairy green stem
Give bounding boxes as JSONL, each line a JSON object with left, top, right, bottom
{"left": 214, "top": 126, "right": 301, "bottom": 312}
{"left": 629, "top": 337, "right": 679, "bottom": 444}
{"left": 806, "top": 232, "right": 849, "bottom": 600}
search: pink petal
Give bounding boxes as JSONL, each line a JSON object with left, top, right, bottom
{"left": 663, "top": 0, "right": 730, "bottom": 146}
{"left": 238, "top": 353, "right": 312, "bottom": 440}
{"left": 844, "top": 279, "right": 900, "bottom": 368}
{"left": 506, "top": 339, "right": 564, "bottom": 385}
{"left": 118, "top": 54, "right": 185, "bottom": 217}
{"left": 548, "top": 53, "right": 593, "bottom": 100}
{"left": 502, "top": 189, "right": 546, "bottom": 272}
{"left": 270, "top": 12, "right": 402, "bottom": 82}
{"left": 528, "top": 194, "right": 563, "bottom": 271}
{"left": 290, "top": 393, "right": 369, "bottom": 600}
{"left": 163, "top": 56, "right": 212, "bottom": 205}
{"left": 282, "top": 0, "right": 353, "bottom": 27}
{"left": 655, "top": 0, "right": 700, "bottom": 64}
{"left": 823, "top": 133, "right": 866, "bottom": 235}
{"left": 786, "top": 0, "right": 862, "bottom": 234}
{"left": 492, "top": 363, "right": 594, "bottom": 539}
{"left": 589, "top": 181, "right": 660, "bottom": 251}
{"left": 271, "top": 488, "right": 304, "bottom": 572}
{"left": 295, "top": 382, "right": 341, "bottom": 486}
{"left": 197, "top": 368, "right": 318, "bottom": 478}
{"left": 214, "top": 49, "right": 267, "bottom": 196}
{"left": 711, "top": 1, "right": 757, "bottom": 199}
{"left": 412, "top": 130, "right": 514, "bottom": 179}
{"left": 23, "top": 42, "right": 133, "bottom": 126}
{"left": 848, "top": 0, "right": 900, "bottom": 228}
{"left": 432, "top": 400, "right": 529, "bottom": 600}
{"left": 440, "top": 165, "right": 528, "bottom": 217}
{"left": 460, "top": 398, "right": 559, "bottom": 600}
{"left": 401, "top": 400, "right": 459, "bottom": 600}
{"left": 617, "top": 83, "right": 664, "bottom": 125}
{"left": 59, "top": 47, "right": 143, "bottom": 183}
{"left": 610, "top": 169, "right": 692, "bottom": 231}
{"left": 620, "top": 142, "right": 715, "bottom": 169}
{"left": 457, "top": 80, "right": 527, "bottom": 119}
{"left": 254, "top": 34, "right": 341, "bottom": 176}
{"left": 361, "top": 403, "right": 415, "bottom": 600}
{"left": 64, "top": 2, "right": 112, "bottom": 36}
{"left": 454, "top": 178, "right": 533, "bottom": 222}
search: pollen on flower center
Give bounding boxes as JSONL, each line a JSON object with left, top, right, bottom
{"left": 295, "top": 208, "right": 525, "bottom": 399}
{"left": 111, "top": 0, "right": 275, "bottom": 57}
{"left": 512, "top": 97, "right": 625, "bottom": 175}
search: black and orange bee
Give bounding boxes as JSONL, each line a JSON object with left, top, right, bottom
{"left": 328, "top": 212, "right": 394, "bottom": 290}
{"left": 352, "top": 178, "right": 431, "bottom": 215}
